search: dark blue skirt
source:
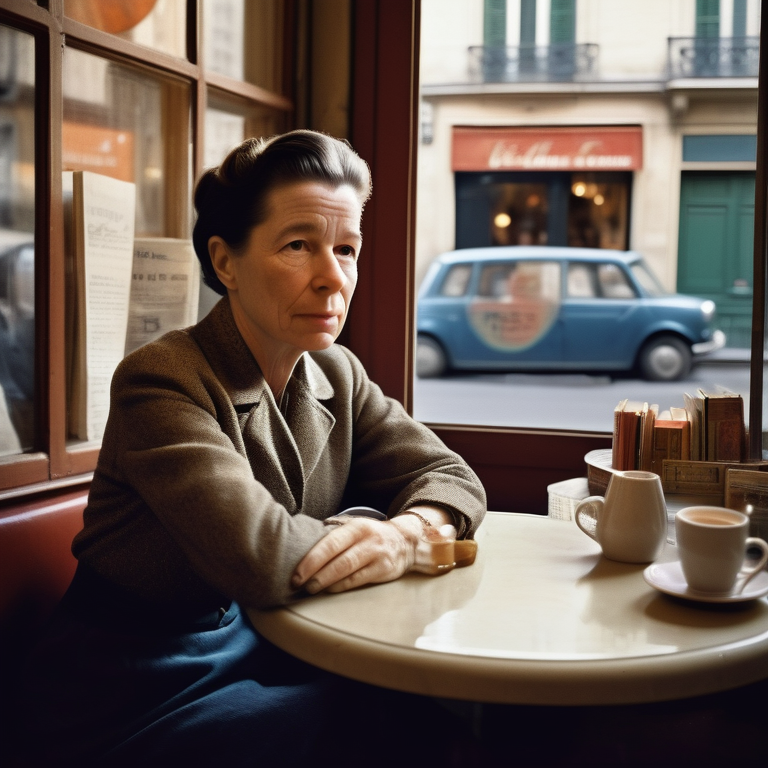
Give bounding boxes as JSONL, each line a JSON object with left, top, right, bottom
{"left": 21, "top": 567, "right": 338, "bottom": 767}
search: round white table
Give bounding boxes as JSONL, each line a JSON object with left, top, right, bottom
{"left": 247, "top": 512, "right": 768, "bottom": 705}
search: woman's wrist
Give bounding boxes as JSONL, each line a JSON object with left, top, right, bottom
{"left": 393, "top": 507, "right": 458, "bottom": 575}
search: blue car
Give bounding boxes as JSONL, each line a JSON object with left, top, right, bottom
{"left": 416, "top": 246, "right": 725, "bottom": 381}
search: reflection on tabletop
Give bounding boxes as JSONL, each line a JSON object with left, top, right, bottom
{"left": 267, "top": 513, "right": 768, "bottom": 662}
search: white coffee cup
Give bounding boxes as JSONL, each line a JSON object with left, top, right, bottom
{"left": 675, "top": 506, "right": 768, "bottom": 594}
{"left": 574, "top": 470, "right": 667, "bottom": 563}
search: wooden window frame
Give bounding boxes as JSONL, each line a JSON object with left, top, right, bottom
{"left": 0, "top": 0, "right": 295, "bottom": 497}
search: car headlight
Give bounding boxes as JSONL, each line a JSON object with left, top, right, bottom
{"left": 701, "top": 300, "right": 716, "bottom": 320}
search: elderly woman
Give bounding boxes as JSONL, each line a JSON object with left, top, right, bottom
{"left": 25, "top": 130, "right": 485, "bottom": 766}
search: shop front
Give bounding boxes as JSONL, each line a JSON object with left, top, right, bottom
{"left": 452, "top": 125, "right": 643, "bottom": 252}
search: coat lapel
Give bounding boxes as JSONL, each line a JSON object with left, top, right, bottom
{"left": 190, "top": 298, "right": 336, "bottom": 512}
{"left": 285, "top": 355, "right": 336, "bottom": 487}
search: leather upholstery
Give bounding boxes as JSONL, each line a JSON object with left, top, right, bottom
{"left": 0, "top": 488, "right": 86, "bottom": 627}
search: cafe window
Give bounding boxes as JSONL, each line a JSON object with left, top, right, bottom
{"left": 0, "top": 25, "right": 34, "bottom": 458}
{"left": 415, "top": 0, "right": 760, "bottom": 442}
{"left": 64, "top": 0, "right": 188, "bottom": 59}
{"left": 0, "top": 1, "right": 294, "bottom": 493}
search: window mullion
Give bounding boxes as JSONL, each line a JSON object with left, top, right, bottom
{"left": 748, "top": 0, "right": 768, "bottom": 461}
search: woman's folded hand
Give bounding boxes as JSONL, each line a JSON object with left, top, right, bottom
{"left": 291, "top": 505, "right": 459, "bottom": 594}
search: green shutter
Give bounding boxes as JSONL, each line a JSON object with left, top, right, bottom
{"left": 484, "top": 0, "right": 507, "bottom": 48}
{"left": 696, "top": 0, "right": 720, "bottom": 38}
{"left": 520, "top": 0, "right": 536, "bottom": 45}
{"left": 732, "top": 0, "right": 747, "bottom": 37}
{"left": 550, "top": 0, "right": 576, "bottom": 44}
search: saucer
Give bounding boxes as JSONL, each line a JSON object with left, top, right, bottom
{"left": 643, "top": 560, "right": 768, "bottom": 603}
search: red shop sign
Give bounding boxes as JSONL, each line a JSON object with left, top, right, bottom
{"left": 452, "top": 126, "right": 643, "bottom": 172}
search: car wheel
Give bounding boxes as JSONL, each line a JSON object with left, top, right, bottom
{"left": 416, "top": 336, "right": 448, "bottom": 378}
{"left": 638, "top": 335, "right": 692, "bottom": 381}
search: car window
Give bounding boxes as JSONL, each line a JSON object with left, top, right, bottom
{"left": 597, "top": 263, "right": 636, "bottom": 299}
{"left": 630, "top": 260, "right": 667, "bottom": 297}
{"left": 477, "top": 262, "right": 516, "bottom": 298}
{"left": 567, "top": 263, "right": 597, "bottom": 298}
{"left": 439, "top": 263, "right": 473, "bottom": 297}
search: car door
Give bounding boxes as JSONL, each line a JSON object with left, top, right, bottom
{"left": 560, "top": 261, "right": 645, "bottom": 368}
{"left": 455, "top": 259, "right": 564, "bottom": 368}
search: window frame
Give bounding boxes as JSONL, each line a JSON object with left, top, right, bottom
{"left": 0, "top": 0, "right": 295, "bottom": 496}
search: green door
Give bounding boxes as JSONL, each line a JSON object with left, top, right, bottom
{"left": 677, "top": 172, "right": 754, "bottom": 348}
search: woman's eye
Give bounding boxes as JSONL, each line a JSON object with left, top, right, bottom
{"left": 288, "top": 240, "right": 305, "bottom": 251}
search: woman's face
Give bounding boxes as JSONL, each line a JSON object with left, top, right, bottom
{"left": 212, "top": 181, "right": 363, "bottom": 364}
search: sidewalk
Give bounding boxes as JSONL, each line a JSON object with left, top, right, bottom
{"left": 700, "top": 347, "right": 753, "bottom": 363}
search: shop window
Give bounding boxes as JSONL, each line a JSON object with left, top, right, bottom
{"left": 568, "top": 174, "right": 629, "bottom": 250}
{"left": 491, "top": 183, "right": 548, "bottom": 246}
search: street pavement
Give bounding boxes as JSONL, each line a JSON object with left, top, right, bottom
{"left": 413, "top": 352, "right": 763, "bottom": 433}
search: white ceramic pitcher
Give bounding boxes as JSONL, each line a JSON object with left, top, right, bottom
{"left": 574, "top": 470, "right": 667, "bottom": 563}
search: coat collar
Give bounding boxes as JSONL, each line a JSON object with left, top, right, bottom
{"left": 190, "top": 297, "right": 336, "bottom": 509}
{"left": 190, "top": 296, "right": 335, "bottom": 406}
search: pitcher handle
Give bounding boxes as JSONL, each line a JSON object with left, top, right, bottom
{"left": 574, "top": 496, "right": 604, "bottom": 542}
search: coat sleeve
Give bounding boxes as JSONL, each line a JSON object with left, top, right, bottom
{"left": 78, "top": 335, "right": 328, "bottom": 609}
{"left": 336, "top": 347, "right": 487, "bottom": 538}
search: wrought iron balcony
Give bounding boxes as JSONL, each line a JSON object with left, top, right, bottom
{"left": 468, "top": 43, "right": 599, "bottom": 84}
{"left": 667, "top": 36, "right": 759, "bottom": 79}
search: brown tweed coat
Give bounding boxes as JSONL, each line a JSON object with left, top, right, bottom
{"left": 73, "top": 298, "right": 486, "bottom": 611}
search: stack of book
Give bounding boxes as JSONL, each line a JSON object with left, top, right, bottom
{"left": 612, "top": 389, "right": 746, "bottom": 474}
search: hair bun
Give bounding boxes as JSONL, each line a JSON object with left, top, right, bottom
{"left": 193, "top": 167, "right": 224, "bottom": 214}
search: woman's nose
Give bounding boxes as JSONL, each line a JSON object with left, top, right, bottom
{"left": 311, "top": 249, "right": 348, "bottom": 292}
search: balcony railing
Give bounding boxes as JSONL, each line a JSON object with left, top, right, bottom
{"left": 468, "top": 43, "right": 599, "bottom": 84}
{"left": 668, "top": 36, "right": 759, "bottom": 79}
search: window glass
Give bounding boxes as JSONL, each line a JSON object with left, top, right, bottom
{"left": 597, "top": 263, "right": 635, "bottom": 298}
{"left": 205, "top": 90, "right": 286, "bottom": 168}
{"left": 199, "top": 91, "right": 286, "bottom": 319}
{"left": 203, "top": 0, "right": 284, "bottom": 92}
{"left": 0, "top": 25, "right": 35, "bottom": 456}
{"left": 440, "top": 264, "right": 473, "bottom": 297}
{"left": 631, "top": 261, "right": 667, "bottom": 297}
{"left": 567, "top": 263, "right": 596, "bottom": 298}
{"left": 415, "top": 0, "right": 758, "bottom": 438}
{"left": 491, "top": 182, "right": 548, "bottom": 246}
{"left": 62, "top": 47, "right": 193, "bottom": 443}
{"left": 568, "top": 174, "right": 629, "bottom": 250}
{"left": 63, "top": 48, "right": 192, "bottom": 238}
{"left": 64, "top": 0, "right": 188, "bottom": 59}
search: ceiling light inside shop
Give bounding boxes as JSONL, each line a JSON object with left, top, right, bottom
{"left": 494, "top": 213, "right": 512, "bottom": 228}
{"left": 593, "top": 194, "right": 605, "bottom": 205}
{"left": 572, "top": 182, "right": 586, "bottom": 197}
